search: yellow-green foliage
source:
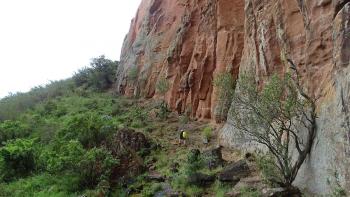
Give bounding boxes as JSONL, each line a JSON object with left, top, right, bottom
{"left": 202, "top": 126, "right": 212, "bottom": 140}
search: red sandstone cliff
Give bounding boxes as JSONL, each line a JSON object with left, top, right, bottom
{"left": 116, "top": 0, "right": 245, "bottom": 121}
{"left": 117, "top": 0, "right": 350, "bottom": 194}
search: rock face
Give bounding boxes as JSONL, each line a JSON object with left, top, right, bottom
{"left": 116, "top": 0, "right": 244, "bottom": 120}
{"left": 219, "top": 0, "right": 350, "bottom": 194}
{"left": 117, "top": 0, "right": 350, "bottom": 194}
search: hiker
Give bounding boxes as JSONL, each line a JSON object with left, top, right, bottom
{"left": 179, "top": 129, "right": 188, "bottom": 145}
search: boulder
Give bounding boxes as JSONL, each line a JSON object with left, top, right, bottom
{"left": 187, "top": 172, "right": 216, "bottom": 186}
{"left": 154, "top": 183, "right": 187, "bottom": 197}
{"left": 108, "top": 128, "right": 150, "bottom": 182}
{"left": 114, "top": 128, "right": 150, "bottom": 152}
{"left": 224, "top": 190, "right": 241, "bottom": 197}
{"left": 218, "top": 160, "right": 250, "bottom": 183}
{"left": 262, "top": 187, "right": 301, "bottom": 197}
{"left": 233, "top": 176, "right": 264, "bottom": 191}
{"left": 202, "top": 146, "right": 224, "bottom": 169}
{"left": 145, "top": 171, "right": 166, "bottom": 182}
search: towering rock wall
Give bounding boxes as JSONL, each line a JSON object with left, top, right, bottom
{"left": 219, "top": 0, "right": 350, "bottom": 194}
{"left": 117, "top": 0, "right": 350, "bottom": 194}
{"left": 116, "top": 0, "right": 245, "bottom": 120}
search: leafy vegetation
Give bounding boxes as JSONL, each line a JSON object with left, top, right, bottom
{"left": 0, "top": 56, "right": 128, "bottom": 196}
{"left": 0, "top": 55, "right": 325, "bottom": 196}
{"left": 202, "top": 126, "right": 213, "bottom": 141}
{"left": 0, "top": 120, "right": 31, "bottom": 145}
{"left": 155, "top": 76, "right": 171, "bottom": 120}
{"left": 0, "top": 138, "right": 36, "bottom": 182}
{"left": 230, "top": 65, "right": 316, "bottom": 188}
{"left": 73, "top": 55, "right": 118, "bottom": 91}
{"left": 0, "top": 79, "right": 75, "bottom": 121}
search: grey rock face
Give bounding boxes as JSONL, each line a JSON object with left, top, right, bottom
{"left": 219, "top": 1, "right": 350, "bottom": 195}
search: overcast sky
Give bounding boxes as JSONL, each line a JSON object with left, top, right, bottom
{"left": 0, "top": 0, "right": 141, "bottom": 98}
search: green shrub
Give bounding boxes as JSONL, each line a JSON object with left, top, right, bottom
{"left": 256, "top": 153, "right": 282, "bottom": 187}
{"left": 156, "top": 101, "right": 170, "bottom": 120}
{"left": 202, "top": 126, "right": 212, "bottom": 140}
{"left": 73, "top": 55, "right": 118, "bottom": 91}
{"left": 0, "top": 173, "right": 80, "bottom": 197}
{"left": 78, "top": 148, "right": 119, "bottom": 189}
{"left": 141, "top": 183, "right": 162, "bottom": 197}
{"left": 0, "top": 120, "right": 31, "bottom": 145}
{"left": 0, "top": 138, "right": 36, "bottom": 181}
{"left": 213, "top": 181, "right": 230, "bottom": 197}
{"left": 39, "top": 140, "right": 85, "bottom": 173}
{"left": 185, "top": 150, "right": 203, "bottom": 176}
{"left": 58, "top": 112, "right": 116, "bottom": 148}
{"left": 0, "top": 80, "right": 74, "bottom": 121}
{"left": 127, "top": 105, "right": 148, "bottom": 126}
{"left": 40, "top": 142, "right": 119, "bottom": 191}
{"left": 331, "top": 186, "right": 347, "bottom": 197}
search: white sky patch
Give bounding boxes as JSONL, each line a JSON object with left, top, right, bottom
{"left": 0, "top": 0, "right": 141, "bottom": 98}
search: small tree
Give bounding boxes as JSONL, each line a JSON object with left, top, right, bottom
{"left": 155, "top": 76, "right": 170, "bottom": 119}
{"left": 230, "top": 62, "right": 316, "bottom": 188}
{"left": 73, "top": 55, "right": 118, "bottom": 91}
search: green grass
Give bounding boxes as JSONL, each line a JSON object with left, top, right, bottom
{"left": 239, "top": 186, "right": 261, "bottom": 197}
{"left": 0, "top": 174, "right": 79, "bottom": 197}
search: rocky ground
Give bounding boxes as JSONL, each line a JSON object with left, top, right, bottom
{"left": 116, "top": 100, "right": 307, "bottom": 197}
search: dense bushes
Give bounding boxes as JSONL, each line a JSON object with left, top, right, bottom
{"left": 73, "top": 55, "right": 118, "bottom": 91}
{"left": 0, "top": 139, "right": 36, "bottom": 182}
{"left": 0, "top": 80, "right": 75, "bottom": 121}
{"left": 39, "top": 141, "right": 118, "bottom": 190}
{"left": 39, "top": 140, "right": 85, "bottom": 173}
{"left": 0, "top": 120, "right": 31, "bottom": 145}
{"left": 58, "top": 113, "right": 116, "bottom": 148}
{"left": 0, "top": 56, "right": 148, "bottom": 196}
{"left": 78, "top": 147, "right": 119, "bottom": 189}
{"left": 0, "top": 90, "right": 124, "bottom": 195}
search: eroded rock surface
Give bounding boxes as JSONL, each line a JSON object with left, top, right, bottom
{"left": 117, "top": 0, "right": 350, "bottom": 194}
{"left": 116, "top": 0, "right": 245, "bottom": 120}
{"left": 219, "top": 0, "right": 350, "bottom": 194}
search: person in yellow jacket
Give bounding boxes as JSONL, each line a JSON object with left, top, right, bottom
{"left": 179, "top": 129, "right": 188, "bottom": 145}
